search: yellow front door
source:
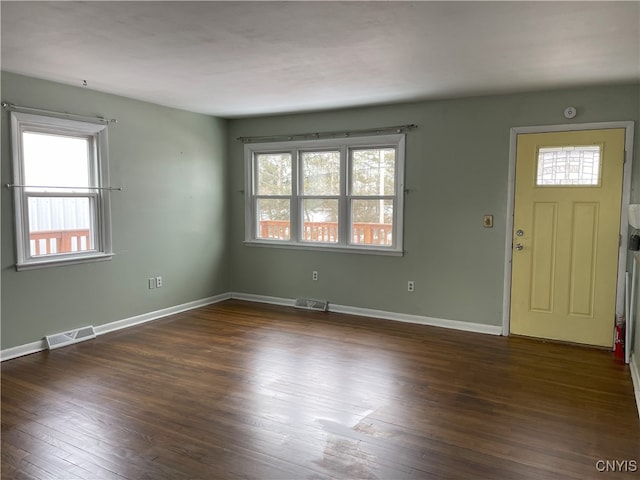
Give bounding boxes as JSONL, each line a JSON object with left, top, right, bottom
{"left": 510, "top": 129, "right": 625, "bottom": 347}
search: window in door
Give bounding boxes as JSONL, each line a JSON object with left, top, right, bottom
{"left": 536, "top": 145, "right": 602, "bottom": 186}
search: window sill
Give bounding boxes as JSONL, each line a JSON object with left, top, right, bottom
{"left": 244, "top": 240, "right": 404, "bottom": 256}
{"left": 16, "top": 253, "right": 114, "bottom": 271}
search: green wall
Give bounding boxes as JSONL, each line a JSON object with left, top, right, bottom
{"left": 1, "top": 72, "right": 230, "bottom": 349}
{"left": 228, "top": 84, "right": 640, "bottom": 327}
{"left": 2, "top": 73, "right": 639, "bottom": 353}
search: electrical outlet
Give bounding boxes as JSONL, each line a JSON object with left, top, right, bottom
{"left": 148, "top": 277, "right": 156, "bottom": 289}
{"left": 408, "top": 281, "right": 415, "bottom": 292}
{"left": 312, "top": 271, "right": 318, "bottom": 281}
{"left": 156, "top": 276, "right": 163, "bottom": 288}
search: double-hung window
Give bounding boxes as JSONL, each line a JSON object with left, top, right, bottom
{"left": 10, "top": 112, "right": 113, "bottom": 270}
{"left": 245, "top": 134, "right": 405, "bottom": 255}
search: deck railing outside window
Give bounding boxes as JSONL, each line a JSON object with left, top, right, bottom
{"left": 31, "top": 221, "right": 392, "bottom": 256}
{"left": 29, "top": 229, "right": 91, "bottom": 256}
{"left": 259, "top": 220, "right": 392, "bottom": 245}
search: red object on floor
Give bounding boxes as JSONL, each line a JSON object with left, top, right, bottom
{"left": 614, "top": 322, "right": 625, "bottom": 360}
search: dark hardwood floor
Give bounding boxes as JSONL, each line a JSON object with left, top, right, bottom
{"left": 2, "top": 299, "right": 639, "bottom": 479}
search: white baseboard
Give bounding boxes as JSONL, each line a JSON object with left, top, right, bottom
{"left": 230, "top": 292, "right": 503, "bottom": 336}
{"left": 329, "top": 303, "right": 503, "bottom": 335}
{"left": 231, "top": 292, "right": 295, "bottom": 308}
{"left": 93, "top": 293, "right": 231, "bottom": 336}
{"left": 0, "top": 293, "right": 231, "bottom": 362}
{"left": 0, "top": 340, "right": 48, "bottom": 362}
{"left": 631, "top": 353, "right": 640, "bottom": 419}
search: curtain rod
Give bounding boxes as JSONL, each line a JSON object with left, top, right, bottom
{"left": 1, "top": 101, "right": 117, "bottom": 125}
{"left": 237, "top": 124, "right": 418, "bottom": 143}
{"left": 6, "top": 184, "right": 123, "bottom": 191}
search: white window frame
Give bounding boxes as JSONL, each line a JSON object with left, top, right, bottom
{"left": 244, "top": 134, "right": 405, "bottom": 255}
{"left": 10, "top": 112, "right": 113, "bottom": 270}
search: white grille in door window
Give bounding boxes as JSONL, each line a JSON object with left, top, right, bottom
{"left": 536, "top": 145, "right": 601, "bottom": 186}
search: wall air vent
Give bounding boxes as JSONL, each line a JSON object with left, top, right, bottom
{"left": 45, "top": 326, "right": 96, "bottom": 350}
{"left": 294, "top": 298, "right": 328, "bottom": 312}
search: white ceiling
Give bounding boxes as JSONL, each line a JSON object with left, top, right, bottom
{"left": 1, "top": 1, "right": 639, "bottom": 118}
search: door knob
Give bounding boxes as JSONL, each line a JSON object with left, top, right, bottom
{"left": 515, "top": 244, "right": 523, "bottom": 251}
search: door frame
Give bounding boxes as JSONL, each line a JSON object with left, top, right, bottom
{"left": 502, "top": 121, "right": 635, "bottom": 339}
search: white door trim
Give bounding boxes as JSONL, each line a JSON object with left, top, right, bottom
{"left": 502, "top": 121, "right": 635, "bottom": 339}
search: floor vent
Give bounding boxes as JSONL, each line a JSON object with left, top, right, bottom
{"left": 45, "top": 326, "right": 96, "bottom": 350}
{"left": 294, "top": 298, "right": 328, "bottom": 312}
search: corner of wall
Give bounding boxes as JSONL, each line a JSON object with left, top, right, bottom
{"left": 631, "top": 353, "right": 640, "bottom": 418}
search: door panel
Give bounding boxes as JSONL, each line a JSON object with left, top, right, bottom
{"left": 530, "top": 202, "right": 557, "bottom": 312}
{"left": 510, "top": 129, "right": 625, "bottom": 347}
{"left": 569, "top": 202, "right": 598, "bottom": 317}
